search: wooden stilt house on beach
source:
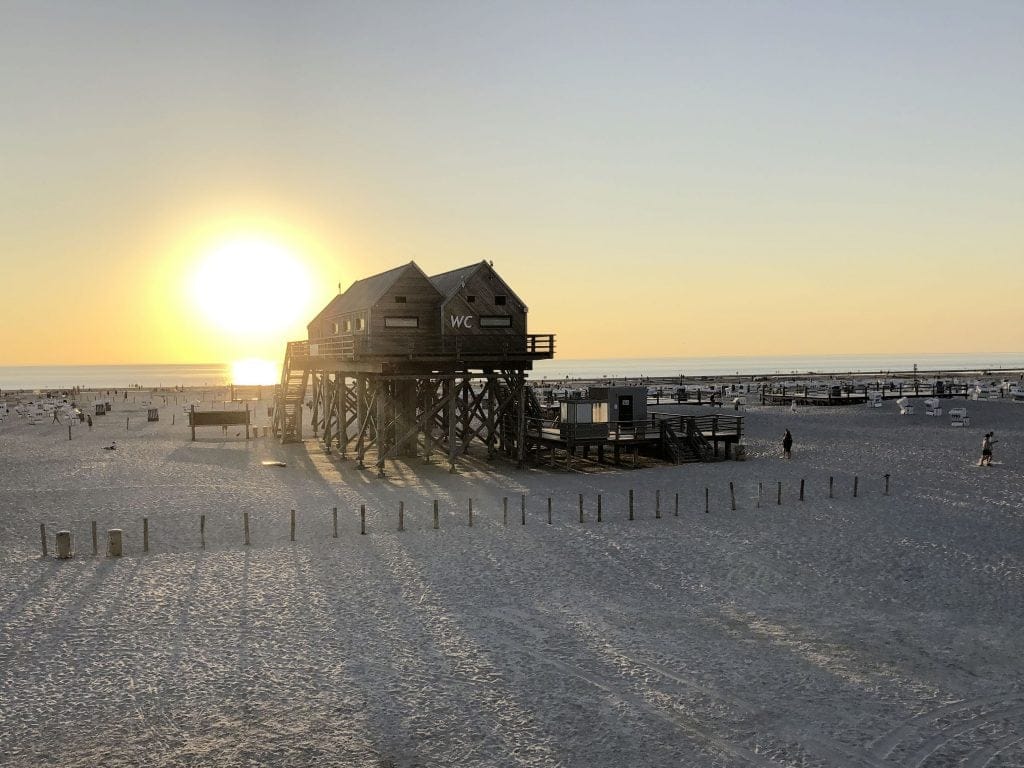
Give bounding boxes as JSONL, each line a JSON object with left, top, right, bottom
{"left": 275, "top": 261, "right": 555, "bottom": 474}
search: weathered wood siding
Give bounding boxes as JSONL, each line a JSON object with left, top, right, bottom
{"left": 367, "top": 267, "right": 442, "bottom": 355}
{"left": 440, "top": 265, "right": 526, "bottom": 353}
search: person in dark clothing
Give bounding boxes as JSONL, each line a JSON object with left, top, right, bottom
{"left": 782, "top": 429, "right": 793, "bottom": 459}
{"left": 980, "top": 432, "right": 997, "bottom": 466}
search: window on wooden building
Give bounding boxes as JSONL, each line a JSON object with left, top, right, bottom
{"left": 354, "top": 317, "right": 365, "bottom": 331}
{"left": 479, "top": 315, "right": 512, "bottom": 328}
{"left": 494, "top": 295, "right": 507, "bottom": 306}
{"left": 331, "top": 322, "right": 340, "bottom": 335}
{"left": 466, "top": 295, "right": 476, "bottom": 303}
{"left": 343, "top": 319, "right": 352, "bottom": 332}
{"left": 394, "top": 296, "right": 407, "bottom": 303}
{"left": 384, "top": 316, "right": 419, "bottom": 328}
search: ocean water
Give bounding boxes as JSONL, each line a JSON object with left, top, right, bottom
{"left": 2, "top": 352, "right": 1022, "bottom": 390}
{"left": 532, "top": 352, "right": 1024, "bottom": 381}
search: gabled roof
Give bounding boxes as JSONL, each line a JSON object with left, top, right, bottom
{"left": 429, "top": 261, "right": 528, "bottom": 311}
{"left": 429, "top": 262, "right": 485, "bottom": 300}
{"left": 308, "top": 261, "right": 436, "bottom": 329}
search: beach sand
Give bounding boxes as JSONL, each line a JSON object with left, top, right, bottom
{"left": 1, "top": 391, "right": 1022, "bottom": 766}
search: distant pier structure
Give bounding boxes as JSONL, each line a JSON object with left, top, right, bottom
{"left": 273, "top": 261, "right": 555, "bottom": 474}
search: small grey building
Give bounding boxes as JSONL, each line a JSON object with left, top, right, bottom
{"left": 587, "top": 387, "right": 647, "bottom": 425}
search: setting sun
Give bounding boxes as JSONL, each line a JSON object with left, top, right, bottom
{"left": 230, "top": 357, "right": 279, "bottom": 385}
{"left": 189, "top": 237, "right": 313, "bottom": 336}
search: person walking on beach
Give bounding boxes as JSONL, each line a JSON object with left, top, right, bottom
{"left": 980, "top": 432, "right": 997, "bottom": 466}
{"left": 782, "top": 429, "right": 793, "bottom": 459}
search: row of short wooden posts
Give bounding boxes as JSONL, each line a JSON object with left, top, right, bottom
{"left": 39, "top": 475, "right": 889, "bottom": 557}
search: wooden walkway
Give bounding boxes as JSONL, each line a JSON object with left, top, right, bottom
{"left": 760, "top": 383, "right": 972, "bottom": 407}
{"left": 527, "top": 413, "right": 743, "bottom": 466}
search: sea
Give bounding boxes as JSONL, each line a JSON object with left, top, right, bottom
{"left": 2, "top": 352, "right": 1022, "bottom": 391}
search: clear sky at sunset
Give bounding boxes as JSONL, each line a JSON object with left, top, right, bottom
{"left": 2, "top": 1, "right": 1021, "bottom": 366}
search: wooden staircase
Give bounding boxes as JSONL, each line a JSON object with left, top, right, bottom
{"left": 273, "top": 341, "right": 310, "bottom": 444}
{"left": 660, "top": 418, "right": 716, "bottom": 463}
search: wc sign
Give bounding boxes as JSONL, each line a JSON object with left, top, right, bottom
{"left": 450, "top": 315, "right": 474, "bottom": 329}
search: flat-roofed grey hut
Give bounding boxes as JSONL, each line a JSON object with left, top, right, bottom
{"left": 274, "top": 260, "right": 555, "bottom": 474}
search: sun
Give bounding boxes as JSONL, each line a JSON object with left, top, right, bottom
{"left": 231, "top": 357, "right": 279, "bottom": 385}
{"left": 189, "top": 237, "right": 313, "bottom": 336}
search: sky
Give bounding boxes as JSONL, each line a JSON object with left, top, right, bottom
{"left": 2, "top": 1, "right": 1022, "bottom": 367}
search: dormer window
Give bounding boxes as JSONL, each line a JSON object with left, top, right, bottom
{"left": 466, "top": 295, "right": 476, "bottom": 303}
{"left": 394, "top": 296, "right": 407, "bottom": 303}
{"left": 495, "top": 295, "right": 507, "bottom": 306}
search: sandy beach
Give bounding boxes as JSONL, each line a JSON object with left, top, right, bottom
{"left": 1, "top": 390, "right": 1022, "bottom": 767}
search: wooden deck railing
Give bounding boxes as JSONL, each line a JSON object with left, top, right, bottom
{"left": 527, "top": 413, "right": 743, "bottom": 444}
{"left": 300, "top": 333, "right": 555, "bottom": 359}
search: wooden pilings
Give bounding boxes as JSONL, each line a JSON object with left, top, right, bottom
{"left": 27, "top": 475, "right": 886, "bottom": 557}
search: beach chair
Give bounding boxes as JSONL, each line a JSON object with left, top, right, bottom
{"left": 896, "top": 397, "right": 914, "bottom": 416}
{"left": 924, "top": 398, "right": 942, "bottom": 417}
{"left": 866, "top": 391, "right": 883, "bottom": 408}
{"left": 948, "top": 407, "right": 969, "bottom": 427}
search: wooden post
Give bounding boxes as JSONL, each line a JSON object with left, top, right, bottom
{"left": 884, "top": 473, "right": 890, "bottom": 495}
{"left": 433, "top": 499, "right": 439, "bottom": 530}
{"left": 547, "top": 497, "right": 552, "bottom": 525}
{"left": 503, "top": 497, "right": 508, "bottom": 526}
{"left": 399, "top": 501, "right": 405, "bottom": 532}
{"left": 729, "top": 482, "right": 736, "bottom": 511}
{"left": 853, "top": 475, "right": 859, "bottom": 497}
{"left": 799, "top": 478, "right": 805, "bottom": 501}
{"left": 68, "top": 424, "right": 72, "bottom": 440}
{"left": 777, "top": 481, "right": 782, "bottom": 505}
{"left": 674, "top": 492, "right": 678, "bottom": 517}
{"left": 332, "top": 507, "right": 338, "bottom": 538}
{"left": 190, "top": 404, "right": 196, "bottom": 441}
{"left": 629, "top": 489, "right": 634, "bottom": 521}
{"left": 243, "top": 512, "right": 250, "bottom": 545}
{"left": 91, "top": 521, "right": 98, "bottom": 556}
{"left": 468, "top": 498, "right": 473, "bottom": 527}
{"left": 829, "top": 476, "right": 834, "bottom": 498}
{"left": 522, "top": 494, "right": 526, "bottom": 526}
{"left": 40, "top": 523, "right": 48, "bottom": 557}
{"left": 200, "top": 514, "right": 206, "bottom": 548}
{"left": 143, "top": 517, "right": 149, "bottom": 553}
{"left": 757, "top": 481, "right": 763, "bottom": 508}
{"left": 107, "top": 529, "right": 123, "bottom": 557}
{"left": 579, "top": 493, "right": 584, "bottom": 523}
{"left": 56, "top": 530, "right": 73, "bottom": 559}
{"left": 656, "top": 490, "right": 661, "bottom": 519}
{"left": 597, "top": 494, "right": 603, "bottom": 523}
{"left": 245, "top": 403, "right": 250, "bottom": 440}
{"left": 172, "top": 413, "right": 175, "bottom": 426}
{"left": 704, "top": 487, "right": 709, "bottom": 514}
{"left": 290, "top": 509, "right": 296, "bottom": 541}
{"left": 361, "top": 504, "right": 367, "bottom": 535}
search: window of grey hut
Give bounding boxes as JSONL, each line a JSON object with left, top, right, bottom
{"left": 479, "top": 315, "right": 512, "bottom": 328}
{"left": 384, "top": 316, "right": 419, "bottom": 328}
